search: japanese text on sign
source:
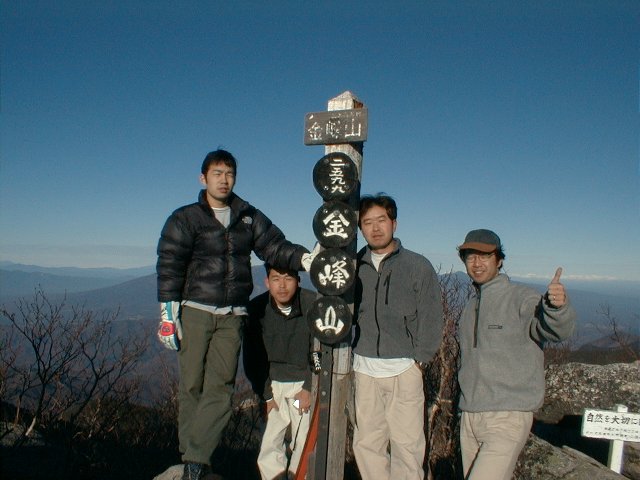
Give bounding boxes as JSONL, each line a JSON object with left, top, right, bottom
{"left": 304, "top": 109, "right": 368, "bottom": 145}
{"left": 322, "top": 210, "right": 351, "bottom": 240}
{"left": 312, "top": 152, "right": 358, "bottom": 201}
{"left": 328, "top": 162, "right": 350, "bottom": 195}
{"left": 317, "top": 259, "right": 351, "bottom": 291}
{"left": 581, "top": 408, "right": 640, "bottom": 442}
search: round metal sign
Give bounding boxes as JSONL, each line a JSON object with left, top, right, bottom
{"left": 307, "top": 296, "right": 352, "bottom": 345}
{"left": 312, "top": 152, "right": 359, "bottom": 201}
{"left": 309, "top": 248, "right": 356, "bottom": 296}
{"left": 312, "top": 201, "right": 358, "bottom": 248}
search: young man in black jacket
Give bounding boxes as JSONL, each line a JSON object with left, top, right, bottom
{"left": 244, "top": 264, "right": 316, "bottom": 479}
{"left": 156, "top": 149, "right": 314, "bottom": 480}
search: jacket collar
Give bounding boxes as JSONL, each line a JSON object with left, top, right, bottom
{"left": 474, "top": 273, "right": 509, "bottom": 293}
{"left": 268, "top": 288, "right": 303, "bottom": 318}
{"left": 197, "top": 190, "right": 251, "bottom": 216}
{"left": 358, "top": 238, "right": 402, "bottom": 267}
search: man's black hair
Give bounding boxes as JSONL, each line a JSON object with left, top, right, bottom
{"left": 264, "top": 263, "right": 300, "bottom": 278}
{"left": 201, "top": 149, "right": 237, "bottom": 175}
{"left": 359, "top": 193, "right": 397, "bottom": 226}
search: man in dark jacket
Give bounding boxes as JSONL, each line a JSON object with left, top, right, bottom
{"left": 244, "top": 264, "right": 316, "bottom": 479}
{"left": 352, "top": 194, "right": 443, "bottom": 480}
{"left": 456, "top": 229, "right": 576, "bottom": 480}
{"left": 156, "top": 149, "right": 313, "bottom": 480}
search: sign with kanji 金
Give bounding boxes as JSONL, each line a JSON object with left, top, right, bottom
{"left": 309, "top": 248, "right": 356, "bottom": 296}
{"left": 304, "top": 108, "right": 368, "bottom": 145}
{"left": 582, "top": 408, "right": 640, "bottom": 442}
{"left": 313, "top": 152, "right": 359, "bottom": 201}
{"left": 307, "top": 296, "right": 352, "bottom": 344}
{"left": 312, "top": 201, "right": 358, "bottom": 248}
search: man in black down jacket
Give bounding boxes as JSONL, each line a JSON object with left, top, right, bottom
{"left": 156, "top": 149, "right": 312, "bottom": 480}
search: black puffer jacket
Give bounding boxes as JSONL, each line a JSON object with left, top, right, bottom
{"left": 157, "top": 190, "right": 307, "bottom": 307}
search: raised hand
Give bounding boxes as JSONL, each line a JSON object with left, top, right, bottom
{"left": 546, "top": 267, "right": 567, "bottom": 308}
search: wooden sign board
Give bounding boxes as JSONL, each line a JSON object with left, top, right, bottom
{"left": 304, "top": 108, "right": 368, "bottom": 145}
{"left": 307, "top": 296, "right": 352, "bottom": 344}
{"left": 309, "top": 248, "right": 356, "bottom": 296}
{"left": 581, "top": 408, "right": 640, "bottom": 442}
{"left": 312, "top": 152, "right": 359, "bottom": 201}
{"left": 312, "top": 201, "right": 358, "bottom": 248}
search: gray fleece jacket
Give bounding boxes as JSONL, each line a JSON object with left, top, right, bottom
{"left": 353, "top": 239, "right": 444, "bottom": 364}
{"left": 458, "top": 274, "right": 576, "bottom": 413}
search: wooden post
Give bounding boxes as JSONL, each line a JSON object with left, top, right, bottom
{"left": 607, "top": 404, "right": 628, "bottom": 473}
{"left": 302, "top": 90, "right": 367, "bottom": 480}
{"left": 582, "top": 404, "right": 640, "bottom": 474}
{"left": 325, "top": 91, "right": 364, "bottom": 480}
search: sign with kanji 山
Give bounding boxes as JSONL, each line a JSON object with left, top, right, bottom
{"left": 306, "top": 296, "right": 352, "bottom": 344}
{"left": 581, "top": 408, "right": 640, "bottom": 442}
{"left": 304, "top": 108, "right": 368, "bottom": 145}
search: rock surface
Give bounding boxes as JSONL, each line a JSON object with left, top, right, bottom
{"left": 153, "top": 362, "right": 640, "bottom": 479}
{"left": 515, "top": 434, "right": 631, "bottom": 479}
{"left": 523, "top": 361, "right": 640, "bottom": 479}
{"left": 538, "top": 361, "right": 640, "bottom": 423}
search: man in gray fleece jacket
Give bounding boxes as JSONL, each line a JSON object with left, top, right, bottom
{"left": 352, "top": 194, "right": 443, "bottom": 480}
{"left": 457, "top": 229, "right": 576, "bottom": 480}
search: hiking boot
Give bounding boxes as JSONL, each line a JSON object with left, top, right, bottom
{"left": 182, "top": 462, "right": 208, "bottom": 480}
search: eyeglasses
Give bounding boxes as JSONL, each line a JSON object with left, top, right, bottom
{"left": 464, "top": 252, "right": 495, "bottom": 264}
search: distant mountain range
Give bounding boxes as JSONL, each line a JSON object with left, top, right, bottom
{"left": 0, "top": 261, "right": 154, "bottom": 297}
{"left": 1, "top": 262, "right": 637, "bottom": 347}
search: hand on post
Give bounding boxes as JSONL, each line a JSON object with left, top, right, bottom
{"left": 546, "top": 267, "right": 567, "bottom": 308}
{"left": 301, "top": 242, "right": 322, "bottom": 272}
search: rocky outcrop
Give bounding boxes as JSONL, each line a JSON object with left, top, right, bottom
{"left": 153, "top": 362, "right": 640, "bottom": 480}
{"left": 519, "top": 361, "right": 640, "bottom": 480}
{"left": 515, "top": 434, "right": 629, "bottom": 479}
{"left": 538, "top": 361, "right": 640, "bottom": 423}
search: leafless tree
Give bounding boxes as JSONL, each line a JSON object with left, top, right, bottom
{"left": 543, "top": 337, "right": 576, "bottom": 367}
{"left": 594, "top": 304, "right": 639, "bottom": 362}
{"left": 425, "top": 270, "right": 471, "bottom": 480}
{"left": 0, "top": 288, "right": 147, "bottom": 446}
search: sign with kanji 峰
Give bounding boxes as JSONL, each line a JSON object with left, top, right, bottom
{"left": 309, "top": 248, "right": 356, "bottom": 296}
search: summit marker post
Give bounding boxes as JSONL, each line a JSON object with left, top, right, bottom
{"left": 302, "top": 91, "right": 367, "bottom": 480}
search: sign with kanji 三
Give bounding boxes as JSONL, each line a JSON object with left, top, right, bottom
{"left": 582, "top": 408, "right": 640, "bottom": 442}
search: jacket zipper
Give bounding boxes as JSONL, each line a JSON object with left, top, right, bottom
{"left": 473, "top": 287, "right": 481, "bottom": 348}
{"left": 374, "top": 268, "right": 382, "bottom": 356}
{"left": 384, "top": 272, "right": 391, "bottom": 305}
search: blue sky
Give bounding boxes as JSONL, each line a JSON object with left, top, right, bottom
{"left": 1, "top": 1, "right": 639, "bottom": 283}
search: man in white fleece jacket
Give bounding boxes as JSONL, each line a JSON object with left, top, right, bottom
{"left": 456, "top": 229, "right": 576, "bottom": 480}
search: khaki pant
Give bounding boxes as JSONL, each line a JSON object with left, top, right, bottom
{"left": 257, "top": 380, "right": 310, "bottom": 480}
{"left": 178, "top": 307, "right": 244, "bottom": 465}
{"left": 460, "top": 410, "right": 533, "bottom": 480}
{"left": 353, "top": 366, "right": 426, "bottom": 480}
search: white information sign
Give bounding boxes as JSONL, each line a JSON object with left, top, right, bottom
{"left": 581, "top": 408, "right": 640, "bottom": 442}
